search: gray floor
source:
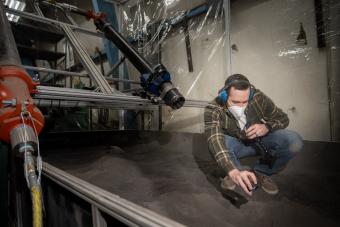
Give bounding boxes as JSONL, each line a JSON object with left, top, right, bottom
{"left": 42, "top": 131, "right": 340, "bottom": 227}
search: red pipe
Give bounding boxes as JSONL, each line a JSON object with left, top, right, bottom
{"left": 0, "top": 66, "right": 44, "bottom": 143}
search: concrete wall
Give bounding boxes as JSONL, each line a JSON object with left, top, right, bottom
{"left": 60, "top": 0, "right": 334, "bottom": 141}
{"left": 326, "top": 0, "right": 340, "bottom": 141}
{"left": 160, "top": 16, "right": 227, "bottom": 132}
{"left": 230, "top": 0, "right": 330, "bottom": 141}
{"left": 157, "top": 0, "right": 332, "bottom": 141}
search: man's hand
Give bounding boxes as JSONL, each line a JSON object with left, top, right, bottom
{"left": 228, "top": 169, "right": 257, "bottom": 196}
{"left": 245, "top": 123, "right": 269, "bottom": 139}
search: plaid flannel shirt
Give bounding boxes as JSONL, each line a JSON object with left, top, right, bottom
{"left": 204, "top": 88, "right": 289, "bottom": 172}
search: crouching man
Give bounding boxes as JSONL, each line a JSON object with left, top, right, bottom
{"left": 204, "top": 74, "right": 303, "bottom": 196}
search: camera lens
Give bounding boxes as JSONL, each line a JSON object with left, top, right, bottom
{"left": 160, "top": 82, "right": 185, "bottom": 109}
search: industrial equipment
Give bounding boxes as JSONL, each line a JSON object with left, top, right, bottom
{"left": 42, "top": 0, "right": 185, "bottom": 109}
{"left": 0, "top": 1, "right": 187, "bottom": 225}
{"left": 0, "top": 2, "right": 44, "bottom": 227}
{"left": 1, "top": 1, "right": 339, "bottom": 227}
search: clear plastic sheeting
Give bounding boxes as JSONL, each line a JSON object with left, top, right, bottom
{"left": 8, "top": 0, "right": 339, "bottom": 140}
{"left": 119, "top": 0, "right": 340, "bottom": 141}
{"left": 229, "top": 0, "right": 339, "bottom": 141}
{"left": 277, "top": 47, "right": 312, "bottom": 60}
{"left": 120, "top": 0, "right": 229, "bottom": 133}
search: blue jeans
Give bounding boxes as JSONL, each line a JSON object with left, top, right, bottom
{"left": 224, "top": 129, "right": 303, "bottom": 175}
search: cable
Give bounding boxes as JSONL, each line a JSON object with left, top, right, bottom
{"left": 27, "top": 111, "right": 43, "bottom": 184}
{"left": 20, "top": 109, "right": 44, "bottom": 227}
{"left": 20, "top": 110, "right": 43, "bottom": 184}
{"left": 31, "top": 185, "right": 43, "bottom": 227}
{"left": 20, "top": 111, "right": 30, "bottom": 187}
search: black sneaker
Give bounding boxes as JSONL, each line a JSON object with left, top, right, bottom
{"left": 255, "top": 171, "right": 279, "bottom": 195}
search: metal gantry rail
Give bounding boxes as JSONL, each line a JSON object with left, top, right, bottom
{"left": 23, "top": 65, "right": 142, "bottom": 84}
{"left": 42, "top": 162, "right": 185, "bottom": 227}
{"left": 5, "top": 7, "right": 104, "bottom": 38}
{"left": 34, "top": 86, "right": 209, "bottom": 108}
{"left": 60, "top": 23, "right": 117, "bottom": 94}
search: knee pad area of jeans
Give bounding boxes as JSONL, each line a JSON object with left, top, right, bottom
{"left": 289, "top": 140, "right": 304, "bottom": 153}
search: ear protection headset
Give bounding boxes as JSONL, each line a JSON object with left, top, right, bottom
{"left": 218, "top": 76, "right": 255, "bottom": 104}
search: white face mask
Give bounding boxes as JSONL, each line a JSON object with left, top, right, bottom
{"left": 228, "top": 105, "right": 246, "bottom": 119}
{"left": 228, "top": 105, "right": 247, "bottom": 129}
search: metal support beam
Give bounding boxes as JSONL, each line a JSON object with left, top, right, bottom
{"left": 33, "top": 99, "right": 158, "bottom": 110}
{"left": 36, "top": 86, "right": 152, "bottom": 106}
{"left": 35, "top": 86, "right": 209, "bottom": 108}
{"left": 60, "top": 24, "right": 116, "bottom": 94}
{"left": 4, "top": 7, "right": 104, "bottom": 38}
{"left": 30, "top": 0, "right": 44, "bottom": 17}
{"left": 42, "top": 162, "right": 185, "bottom": 227}
{"left": 105, "top": 56, "right": 126, "bottom": 77}
{"left": 41, "top": 0, "right": 78, "bottom": 25}
{"left": 23, "top": 3, "right": 116, "bottom": 94}
{"left": 223, "top": 0, "right": 232, "bottom": 76}
{"left": 23, "top": 65, "right": 141, "bottom": 84}
{"left": 23, "top": 65, "right": 87, "bottom": 77}
{"left": 91, "top": 205, "right": 107, "bottom": 227}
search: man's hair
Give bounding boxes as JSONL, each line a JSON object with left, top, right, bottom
{"left": 225, "top": 74, "right": 250, "bottom": 92}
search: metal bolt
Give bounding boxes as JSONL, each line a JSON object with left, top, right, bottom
{"left": 32, "top": 74, "right": 40, "bottom": 82}
{"left": 2, "top": 99, "right": 16, "bottom": 107}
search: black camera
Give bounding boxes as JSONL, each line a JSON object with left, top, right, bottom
{"left": 241, "top": 122, "right": 276, "bottom": 169}
{"left": 252, "top": 138, "right": 276, "bottom": 169}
